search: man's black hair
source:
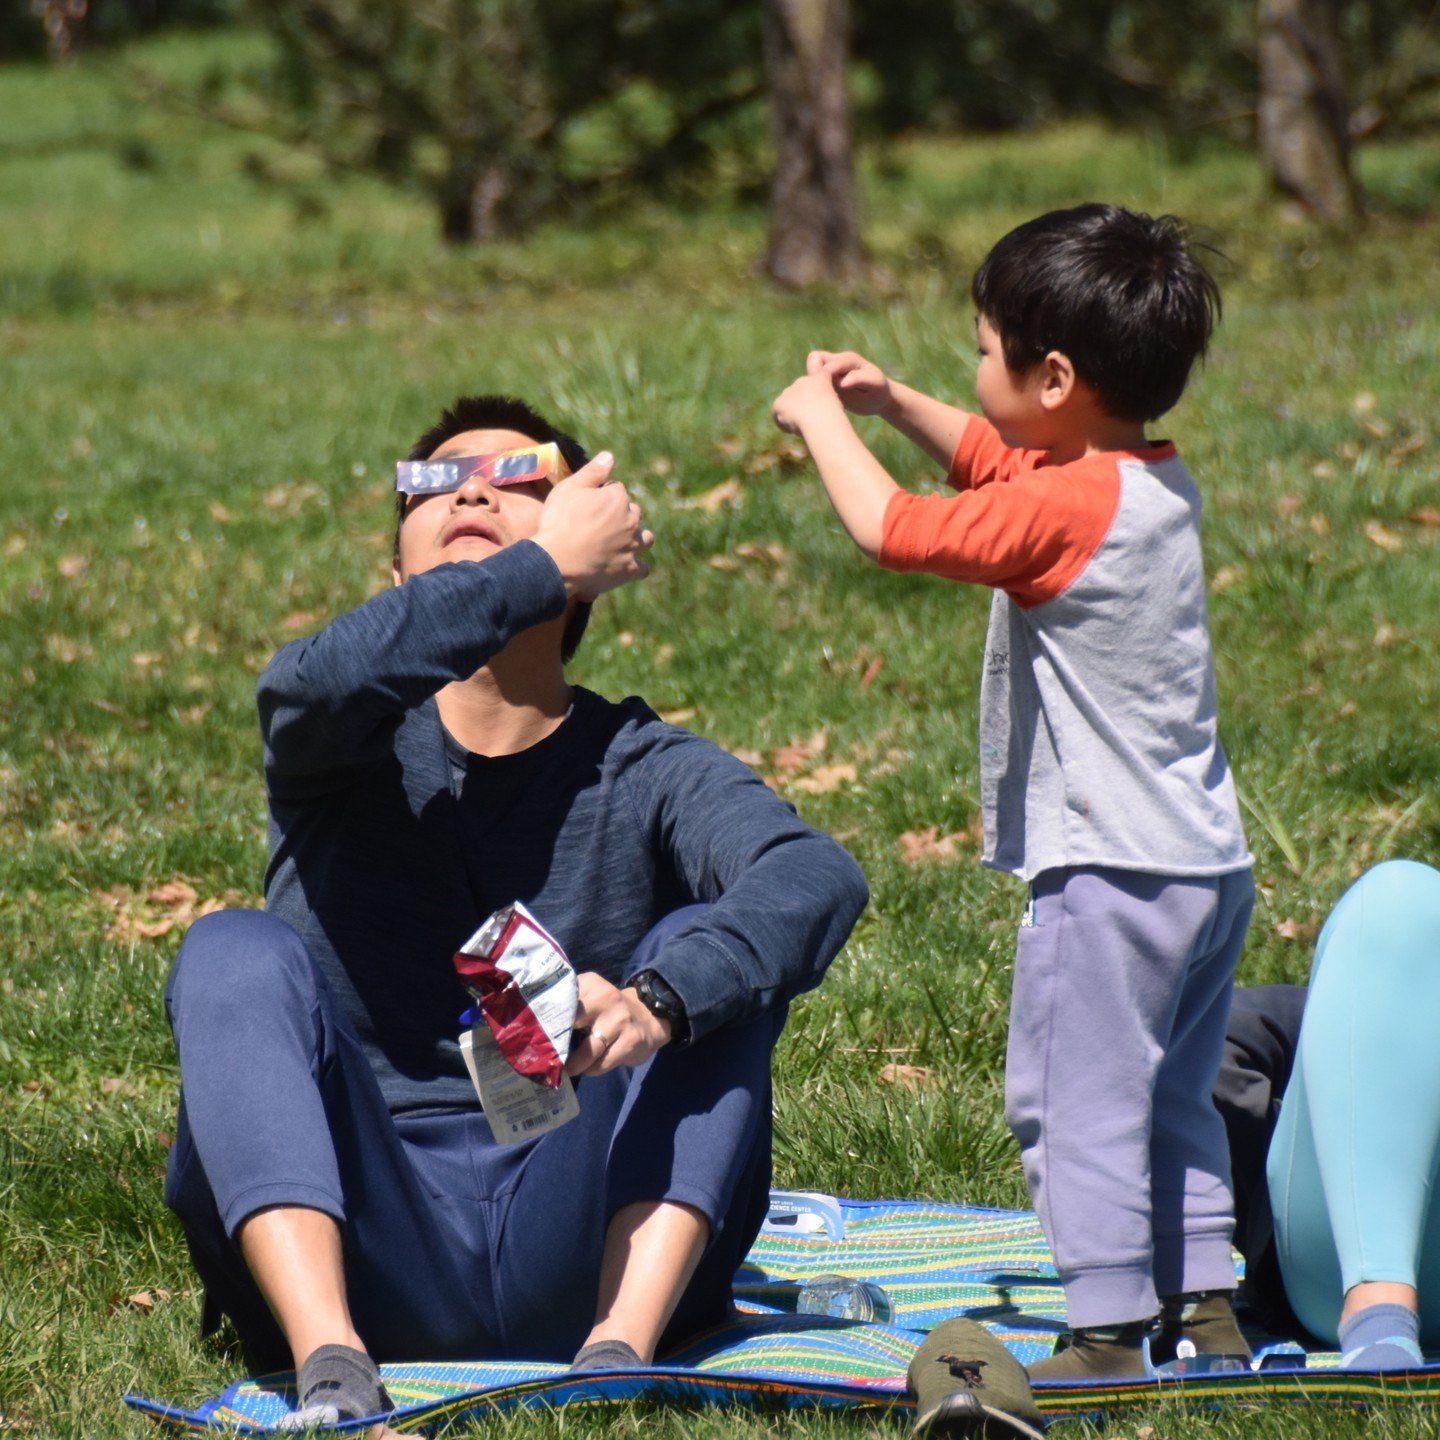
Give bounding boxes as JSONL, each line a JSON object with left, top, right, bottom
{"left": 397, "top": 394, "right": 592, "bottom": 663}
{"left": 970, "top": 204, "right": 1222, "bottom": 423}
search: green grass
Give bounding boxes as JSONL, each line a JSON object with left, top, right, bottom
{"left": 3, "top": 25, "right": 1440, "bottom": 1440}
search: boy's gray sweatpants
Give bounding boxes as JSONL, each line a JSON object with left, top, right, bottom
{"left": 1004, "top": 864, "right": 1255, "bottom": 1329}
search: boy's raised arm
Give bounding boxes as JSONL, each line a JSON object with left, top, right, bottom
{"left": 773, "top": 374, "right": 899, "bottom": 559}
{"left": 807, "top": 350, "right": 974, "bottom": 470}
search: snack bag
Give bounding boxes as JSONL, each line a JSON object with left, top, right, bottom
{"left": 454, "top": 902, "right": 581, "bottom": 1143}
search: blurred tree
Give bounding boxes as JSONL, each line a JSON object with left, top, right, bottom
{"left": 230, "top": 0, "right": 763, "bottom": 241}
{"left": 0, "top": 0, "right": 235, "bottom": 58}
{"left": 1258, "top": 0, "right": 1360, "bottom": 221}
{"left": 762, "top": 0, "right": 861, "bottom": 286}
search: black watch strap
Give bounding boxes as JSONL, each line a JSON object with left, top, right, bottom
{"left": 629, "top": 969, "right": 691, "bottom": 1048}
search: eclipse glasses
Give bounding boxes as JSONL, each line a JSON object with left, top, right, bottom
{"left": 396, "top": 442, "right": 571, "bottom": 498}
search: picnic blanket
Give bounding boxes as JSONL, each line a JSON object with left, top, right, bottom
{"left": 125, "top": 1196, "right": 1440, "bottom": 1433}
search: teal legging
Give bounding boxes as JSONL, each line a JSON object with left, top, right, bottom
{"left": 1268, "top": 859, "right": 1440, "bottom": 1347}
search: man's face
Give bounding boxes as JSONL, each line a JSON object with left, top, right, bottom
{"left": 394, "top": 427, "right": 555, "bottom": 583}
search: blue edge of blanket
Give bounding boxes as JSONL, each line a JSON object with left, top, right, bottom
{"left": 124, "top": 1197, "right": 1440, "bottom": 1432}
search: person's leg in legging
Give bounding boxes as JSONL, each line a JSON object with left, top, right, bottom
{"left": 1266, "top": 859, "right": 1440, "bottom": 1366}
{"left": 485, "top": 905, "right": 783, "bottom": 1363}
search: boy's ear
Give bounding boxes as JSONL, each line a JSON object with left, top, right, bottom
{"left": 1038, "top": 350, "right": 1076, "bottom": 412}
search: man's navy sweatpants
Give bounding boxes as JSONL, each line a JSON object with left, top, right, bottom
{"left": 164, "top": 906, "right": 780, "bottom": 1369}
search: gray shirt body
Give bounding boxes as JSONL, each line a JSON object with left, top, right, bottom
{"left": 981, "top": 451, "right": 1252, "bottom": 881}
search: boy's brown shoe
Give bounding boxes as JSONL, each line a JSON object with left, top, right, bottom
{"left": 1152, "top": 1289, "right": 1251, "bottom": 1366}
{"left": 1025, "top": 1320, "right": 1150, "bottom": 1381}
{"left": 909, "top": 1318, "right": 1047, "bottom": 1438}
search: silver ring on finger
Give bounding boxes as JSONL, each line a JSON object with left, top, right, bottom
{"left": 592, "top": 1030, "right": 611, "bottom": 1052}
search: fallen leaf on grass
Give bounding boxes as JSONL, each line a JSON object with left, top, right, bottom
{"left": 708, "top": 554, "right": 739, "bottom": 571}
{"left": 859, "top": 656, "right": 885, "bottom": 690}
{"left": 262, "top": 482, "right": 320, "bottom": 510}
{"left": 1274, "top": 916, "right": 1319, "bottom": 942}
{"left": 130, "top": 651, "right": 164, "bottom": 670}
{"left": 1210, "top": 565, "right": 1244, "bottom": 591}
{"left": 743, "top": 440, "right": 808, "bottom": 475}
{"left": 101, "top": 1077, "right": 132, "bottom": 1097}
{"left": 658, "top": 707, "right": 697, "bottom": 724}
{"left": 121, "top": 1289, "right": 172, "bottom": 1312}
{"left": 57, "top": 554, "right": 88, "bottom": 578}
{"left": 898, "top": 825, "right": 979, "bottom": 864}
{"left": 149, "top": 881, "right": 198, "bottom": 908}
{"left": 733, "top": 541, "right": 789, "bottom": 567}
{"left": 209, "top": 502, "right": 233, "bottom": 523}
{"left": 1364, "top": 520, "right": 1404, "bottom": 553}
{"left": 281, "top": 609, "right": 325, "bottom": 633}
{"left": 879, "top": 1063, "right": 934, "bottom": 1090}
{"left": 678, "top": 478, "right": 742, "bottom": 513}
{"left": 731, "top": 748, "right": 764, "bottom": 768}
{"left": 772, "top": 732, "right": 828, "bottom": 776}
{"left": 101, "top": 880, "right": 251, "bottom": 943}
{"left": 793, "top": 763, "right": 858, "bottom": 794}
{"left": 3, "top": 533, "right": 26, "bottom": 557}
{"left": 1410, "top": 507, "right": 1440, "bottom": 528}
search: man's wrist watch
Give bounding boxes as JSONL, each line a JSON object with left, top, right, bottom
{"left": 628, "top": 969, "right": 691, "bottom": 1049}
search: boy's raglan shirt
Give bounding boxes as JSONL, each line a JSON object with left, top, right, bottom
{"left": 879, "top": 415, "right": 1252, "bottom": 882}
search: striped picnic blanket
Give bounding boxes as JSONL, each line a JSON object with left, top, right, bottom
{"left": 125, "top": 1197, "right": 1440, "bottom": 1433}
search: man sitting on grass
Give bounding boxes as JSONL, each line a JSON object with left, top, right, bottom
{"left": 162, "top": 395, "right": 868, "bottom": 1434}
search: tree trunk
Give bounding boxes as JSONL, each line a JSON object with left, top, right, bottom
{"left": 762, "top": 0, "right": 861, "bottom": 288}
{"left": 1257, "top": 0, "right": 1361, "bottom": 222}
{"left": 440, "top": 162, "right": 516, "bottom": 244}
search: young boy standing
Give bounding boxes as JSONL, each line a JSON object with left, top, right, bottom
{"left": 773, "top": 204, "right": 1255, "bottom": 1380}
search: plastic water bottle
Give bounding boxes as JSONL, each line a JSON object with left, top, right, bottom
{"left": 796, "top": 1274, "right": 895, "bottom": 1323}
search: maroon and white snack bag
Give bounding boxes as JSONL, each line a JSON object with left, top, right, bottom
{"left": 453, "top": 901, "right": 578, "bottom": 1088}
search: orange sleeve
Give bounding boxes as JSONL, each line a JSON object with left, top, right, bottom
{"left": 878, "top": 454, "right": 1122, "bottom": 607}
{"left": 947, "top": 415, "right": 1049, "bottom": 491}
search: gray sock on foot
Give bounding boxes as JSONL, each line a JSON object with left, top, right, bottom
{"left": 571, "top": 1339, "right": 644, "bottom": 1371}
{"left": 281, "top": 1343, "right": 394, "bottom": 1429}
{"left": 1338, "top": 1303, "right": 1423, "bottom": 1371}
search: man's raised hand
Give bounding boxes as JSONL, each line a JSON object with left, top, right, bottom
{"left": 534, "top": 452, "right": 653, "bottom": 600}
{"left": 806, "top": 350, "right": 896, "bottom": 418}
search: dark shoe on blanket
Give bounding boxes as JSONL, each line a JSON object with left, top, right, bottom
{"left": 1025, "top": 1321, "right": 1150, "bottom": 1381}
{"left": 909, "top": 1318, "right": 1046, "bottom": 1438}
{"left": 1152, "top": 1289, "right": 1252, "bottom": 1366}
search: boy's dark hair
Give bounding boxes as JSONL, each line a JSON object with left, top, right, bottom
{"left": 971, "top": 204, "right": 1221, "bottom": 423}
{"left": 398, "top": 394, "right": 592, "bottom": 663}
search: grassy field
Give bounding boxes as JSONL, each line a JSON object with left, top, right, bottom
{"left": 3, "top": 26, "right": 1439, "bottom": 1440}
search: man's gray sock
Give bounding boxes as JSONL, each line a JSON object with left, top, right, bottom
{"left": 281, "top": 1343, "right": 394, "bottom": 1428}
{"left": 571, "top": 1338, "right": 644, "bottom": 1371}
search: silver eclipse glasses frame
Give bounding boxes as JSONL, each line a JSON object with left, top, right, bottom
{"left": 396, "top": 442, "right": 571, "bottom": 498}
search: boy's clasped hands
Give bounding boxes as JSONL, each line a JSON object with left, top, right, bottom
{"left": 773, "top": 349, "right": 896, "bottom": 431}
